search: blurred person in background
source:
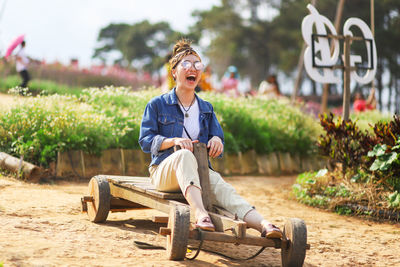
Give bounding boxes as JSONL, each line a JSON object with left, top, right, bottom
{"left": 198, "top": 65, "right": 214, "bottom": 92}
{"left": 258, "top": 75, "right": 281, "bottom": 99}
{"left": 16, "top": 41, "right": 30, "bottom": 88}
{"left": 222, "top": 65, "right": 239, "bottom": 97}
{"left": 161, "top": 52, "right": 175, "bottom": 93}
{"left": 353, "top": 88, "right": 376, "bottom": 112}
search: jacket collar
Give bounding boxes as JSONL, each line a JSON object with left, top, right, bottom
{"left": 164, "top": 88, "right": 212, "bottom": 113}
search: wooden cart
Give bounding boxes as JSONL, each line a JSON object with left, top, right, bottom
{"left": 81, "top": 143, "right": 309, "bottom": 266}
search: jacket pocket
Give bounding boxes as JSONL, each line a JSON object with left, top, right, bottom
{"left": 158, "top": 114, "right": 176, "bottom": 137}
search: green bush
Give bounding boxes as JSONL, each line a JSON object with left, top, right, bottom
{"left": 202, "top": 93, "right": 321, "bottom": 155}
{"left": 0, "top": 87, "right": 322, "bottom": 167}
{"left": 0, "top": 95, "right": 114, "bottom": 166}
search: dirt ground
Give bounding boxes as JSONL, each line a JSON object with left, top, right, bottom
{"left": 0, "top": 174, "right": 399, "bottom": 267}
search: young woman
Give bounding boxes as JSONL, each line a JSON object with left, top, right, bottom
{"left": 139, "top": 39, "right": 282, "bottom": 238}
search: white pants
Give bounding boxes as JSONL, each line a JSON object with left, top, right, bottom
{"left": 149, "top": 149, "right": 254, "bottom": 219}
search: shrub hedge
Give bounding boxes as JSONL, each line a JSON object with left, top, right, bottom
{"left": 0, "top": 87, "right": 321, "bottom": 167}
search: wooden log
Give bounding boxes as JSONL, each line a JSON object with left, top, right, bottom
{"left": 0, "top": 152, "right": 41, "bottom": 182}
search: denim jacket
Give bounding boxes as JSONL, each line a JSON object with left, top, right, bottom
{"left": 139, "top": 88, "right": 224, "bottom": 167}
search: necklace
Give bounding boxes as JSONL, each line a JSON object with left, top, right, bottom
{"left": 177, "top": 96, "right": 195, "bottom": 118}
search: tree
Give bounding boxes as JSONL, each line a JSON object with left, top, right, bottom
{"left": 93, "top": 20, "right": 187, "bottom": 75}
{"left": 191, "top": 0, "right": 275, "bottom": 85}
{"left": 93, "top": 23, "right": 130, "bottom": 63}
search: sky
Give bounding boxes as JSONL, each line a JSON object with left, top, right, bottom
{"left": 0, "top": 0, "right": 220, "bottom": 67}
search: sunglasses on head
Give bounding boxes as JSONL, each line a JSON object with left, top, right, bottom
{"left": 180, "top": 60, "right": 204, "bottom": 71}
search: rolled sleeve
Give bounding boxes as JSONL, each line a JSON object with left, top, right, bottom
{"left": 151, "top": 135, "right": 167, "bottom": 156}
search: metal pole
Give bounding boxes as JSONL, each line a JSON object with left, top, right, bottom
{"left": 370, "top": 0, "right": 375, "bottom": 94}
{"left": 370, "top": 0, "right": 375, "bottom": 36}
{"left": 343, "top": 35, "right": 351, "bottom": 121}
{"left": 320, "top": 0, "right": 345, "bottom": 113}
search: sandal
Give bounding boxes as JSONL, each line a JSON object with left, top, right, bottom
{"left": 261, "top": 224, "right": 282, "bottom": 239}
{"left": 195, "top": 216, "right": 215, "bottom": 232}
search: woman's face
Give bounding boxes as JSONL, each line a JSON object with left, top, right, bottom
{"left": 172, "top": 54, "right": 203, "bottom": 91}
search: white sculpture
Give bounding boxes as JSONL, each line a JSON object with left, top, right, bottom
{"left": 302, "top": 4, "right": 377, "bottom": 85}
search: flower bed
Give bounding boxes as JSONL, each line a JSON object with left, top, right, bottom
{"left": 292, "top": 113, "right": 400, "bottom": 220}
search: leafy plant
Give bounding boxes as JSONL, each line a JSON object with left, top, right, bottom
{"left": 373, "top": 115, "right": 400, "bottom": 147}
{"left": 388, "top": 191, "right": 400, "bottom": 208}
{"left": 318, "top": 113, "right": 376, "bottom": 174}
{"left": 368, "top": 144, "right": 399, "bottom": 171}
{"left": 335, "top": 206, "right": 353, "bottom": 215}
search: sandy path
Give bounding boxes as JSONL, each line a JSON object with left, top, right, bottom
{"left": 0, "top": 174, "right": 399, "bottom": 267}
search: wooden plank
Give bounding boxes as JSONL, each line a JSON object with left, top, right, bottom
{"left": 105, "top": 175, "right": 185, "bottom": 200}
{"left": 118, "top": 183, "right": 148, "bottom": 193}
{"left": 144, "top": 189, "right": 185, "bottom": 200}
{"left": 110, "top": 197, "right": 147, "bottom": 209}
{"left": 109, "top": 183, "right": 171, "bottom": 214}
{"left": 159, "top": 228, "right": 281, "bottom": 248}
{"left": 152, "top": 216, "right": 169, "bottom": 224}
{"left": 193, "top": 143, "right": 215, "bottom": 212}
{"left": 208, "top": 211, "right": 247, "bottom": 238}
{"left": 191, "top": 230, "right": 280, "bottom": 248}
{"left": 106, "top": 175, "right": 150, "bottom": 183}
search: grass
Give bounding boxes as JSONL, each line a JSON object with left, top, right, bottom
{"left": 0, "top": 75, "right": 84, "bottom": 96}
{"left": 292, "top": 169, "right": 400, "bottom": 221}
{"left": 350, "top": 110, "right": 393, "bottom": 132}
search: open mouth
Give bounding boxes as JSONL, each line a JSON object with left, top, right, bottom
{"left": 186, "top": 75, "right": 196, "bottom": 82}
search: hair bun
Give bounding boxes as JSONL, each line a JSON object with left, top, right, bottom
{"left": 172, "top": 38, "right": 193, "bottom": 56}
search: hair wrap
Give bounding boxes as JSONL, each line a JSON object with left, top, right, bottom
{"left": 169, "top": 39, "right": 200, "bottom": 69}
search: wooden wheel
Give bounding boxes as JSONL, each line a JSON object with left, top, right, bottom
{"left": 281, "top": 218, "right": 307, "bottom": 267}
{"left": 166, "top": 204, "right": 190, "bottom": 260}
{"left": 87, "top": 176, "right": 111, "bottom": 223}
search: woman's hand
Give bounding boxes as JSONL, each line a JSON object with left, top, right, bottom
{"left": 174, "top": 138, "right": 199, "bottom": 152}
{"left": 207, "top": 136, "right": 223, "bottom": 158}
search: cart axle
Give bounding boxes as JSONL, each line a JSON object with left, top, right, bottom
{"left": 160, "top": 227, "right": 282, "bottom": 248}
